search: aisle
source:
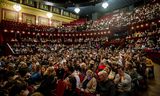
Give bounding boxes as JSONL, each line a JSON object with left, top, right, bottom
{"left": 139, "top": 63, "right": 160, "bottom": 96}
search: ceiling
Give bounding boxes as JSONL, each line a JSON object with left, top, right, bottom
{"left": 45, "top": 0, "right": 103, "bottom": 7}
{"left": 41, "top": 0, "right": 149, "bottom": 18}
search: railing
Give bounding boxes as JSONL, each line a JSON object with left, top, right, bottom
{"left": 6, "top": 43, "right": 15, "bottom": 54}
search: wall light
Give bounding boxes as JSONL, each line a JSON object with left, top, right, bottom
{"left": 47, "top": 13, "right": 53, "bottom": 18}
{"left": 13, "top": 4, "right": 21, "bottom": 12}
{"left": 19, "top": 17, "right": 22, "bottom": 20}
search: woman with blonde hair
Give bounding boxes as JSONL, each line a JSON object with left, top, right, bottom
{"left": 80, "top": 69, "right": 97, "bottom": 94}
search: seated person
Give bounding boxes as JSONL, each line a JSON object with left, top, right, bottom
{"left": 80, "top": 69, "right": 97, "bottom": 94}
{"left": 63, "top": 75, "right": 78, "bottom": 96}
{"left": 97, "top": 70, "right": 116, "bottom": 96}
{"left": 9, "top": 79, "right": 29, "bottom": 96}
{"left": 36, "top": 67, "right": 57, "bottom": 96}
{"left": 114, "top": 67, "right": 132, "bottom": 96}
{"left": 104, "top": 66, "right": 116, "bottom": 80}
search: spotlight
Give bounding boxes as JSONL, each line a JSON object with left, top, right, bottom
{"left": 74, "top": 7, "right": 80, "bottom": 14}
{"left": 102, "top": 2, "right": 109, "bottom": 9}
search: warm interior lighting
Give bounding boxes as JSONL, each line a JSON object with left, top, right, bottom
{"left": 11, "top": 30, "right": 14, "bottom": 33}
{"left": 141, "top": 24, "right": 144, "bottom": 27}
{"left": 36, "top": 20, "right": 38, "bottom": 24}
{"left": 17, "top": 31, "right": 20, "bottom": 33}
{"left": 47, "top": 13, "right": 53, "bottom": 18}
{"left": 13, "top": 4, "right": 21, "bottom": 11}
{"left": 4, "top": 29, "right": 8, "bottom": 32}
{"left": 131, "top": 27, "right": 134, "bottom": 29}
{"left": 49, "top": 21, "right": 52, "bottom": 24}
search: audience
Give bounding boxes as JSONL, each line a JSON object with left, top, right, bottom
{"left": 0, "top": 1, "right": 159, "bottom": 96}
{"left": 0, "top": 42, "right": 155, "bottom": 96}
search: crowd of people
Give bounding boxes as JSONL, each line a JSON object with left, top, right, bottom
{"left": 0, "top": 42, "right": 154, "bottom": 96}
{"left": 10, "top": 36, "right": 108, "bottom": 54}
{"left": 8, "top": 25, "right": 160, "bottom": 54}
{"left": 87, "top": 2, "right": 160, "bottom": 31}
{"left": 126, "top": 28, "right": 160, "bottom": 50}
{"left": 58, "top": 2, "right": 160, "bottom": 32}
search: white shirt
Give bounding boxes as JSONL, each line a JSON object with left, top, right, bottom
{"left": 72, "top": 71, "right": 80, "bottom": 89}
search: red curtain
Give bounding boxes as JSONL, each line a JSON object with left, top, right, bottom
{"left": 0, "top": 30, "right": 4, "bottom": 45}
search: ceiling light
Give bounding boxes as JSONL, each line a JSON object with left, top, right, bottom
{"left": 102, "top": 2, "right": 109, "bottom": 9}
{"left": 74, "top": 7, "right": 80, "bottom": 14}
{"left": 13, "top": 4, "right": 21, "bottom": 11}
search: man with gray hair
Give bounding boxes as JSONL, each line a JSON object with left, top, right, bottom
{"left": 96, "top": 70, "right": 116, "bottom": 96}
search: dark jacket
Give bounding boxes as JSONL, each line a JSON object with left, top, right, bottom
{"left": 97, "top": 79, "right": 116, "bottom": 96}
{"left": 37, "top": 75, "right": 57, "bottom": 96}
{"left": 63, "top": 89, "right": 77, "bottom": 96}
